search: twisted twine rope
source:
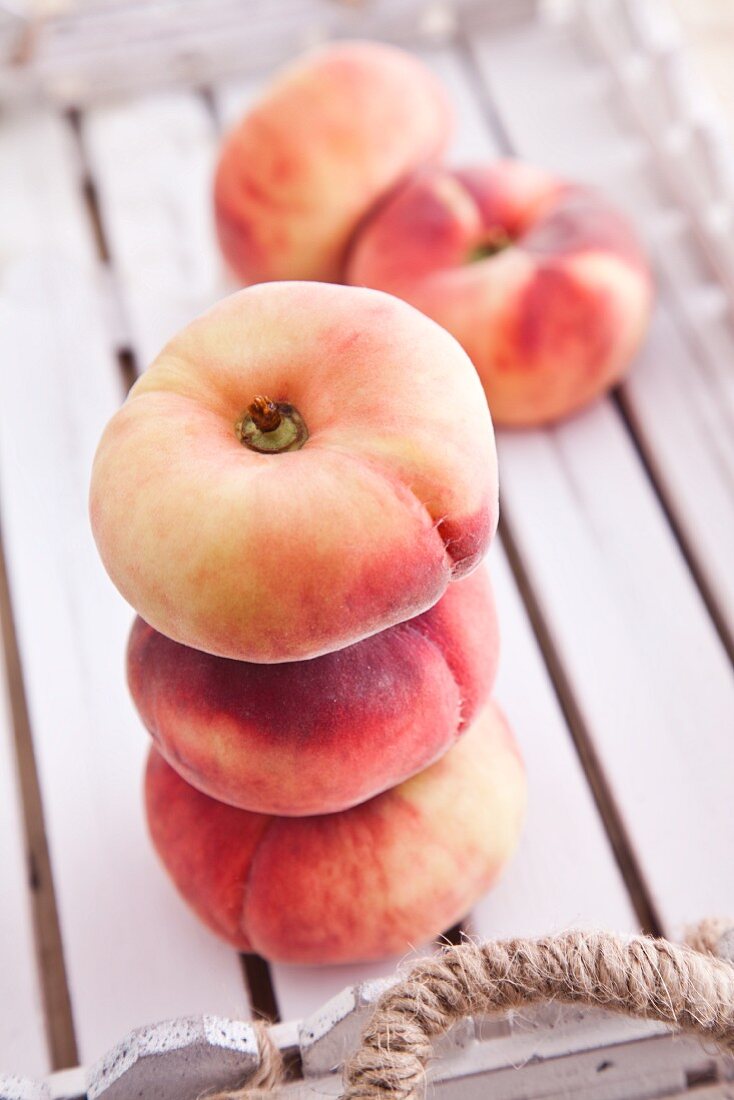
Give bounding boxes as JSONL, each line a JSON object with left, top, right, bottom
{"left": 344, "top": 927, "right": 734, "bottom": 1100}
{"left": 210, "top": 923, "right": 734, "bottom": 1100}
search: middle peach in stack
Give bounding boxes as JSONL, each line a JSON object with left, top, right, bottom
{"left": 90, "top": 280, "right": 525, "bottom": 963}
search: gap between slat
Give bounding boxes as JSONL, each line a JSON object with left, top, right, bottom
{"left": 0, "top": 526, "right": 79, "bottom": 1069}
{"left": 240, "top": 953, "right": 280, "bottom": 1023}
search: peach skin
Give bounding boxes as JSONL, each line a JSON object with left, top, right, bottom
{"left": 214, "top": 40, "right": 451, "bottom": 283}
{"left": 90, "top": 282, "right": 497, "bottom": 663}
{"left": 346, "top": 160, "right": 653, "bottom": 426}
{"left": 128, "top": 566, "right": 498, "bottom": 816}
{"left": 144, "top": 699, "right": 526, "bottom": 964}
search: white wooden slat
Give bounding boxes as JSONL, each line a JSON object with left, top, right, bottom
{"left": 211, "top": 56, "right": 636, "bottom": 1021}
{"left": 0, "top": 635, "right": 48, "bottom": 1077}
{"left": 467, "top": 17, "right": 734, "bottom": 643}
{"left": 3, "top": 0, "right": 487, "bottom": 107}
{"left": 420, "top": 35, "right": 734, "bottom": 931}
{"left": 472, "top": 543, "right": 637, "bottom": 939}
{"left": 0, "top": 107, "right": 248, "bottom": 1065}
{"left": 82, "top": 92, "right": 229, "bottom": 368}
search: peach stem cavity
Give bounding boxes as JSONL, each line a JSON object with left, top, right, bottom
{"left": 236, "top": 395, "right": 309, "bottom": 454}
{"left": 467, "top": 228, "right": 512, "bottom": 264}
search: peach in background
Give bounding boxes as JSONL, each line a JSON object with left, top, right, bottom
{"left": 347, "top": 160, "right": 653, "bottom": 426}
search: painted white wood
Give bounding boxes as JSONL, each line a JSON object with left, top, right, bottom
{"left": 0, "top": 107, "right": 248, "bottom": 1065}
{"left": 0, "top": 635, "right": 48, "bottom": 1077}
{"left": 82, "top": 92, "right": 228, "bottom": 368}
{"left": 468, "top": 17, "right": 734, "bottom": 641}
{"left": 472, "top": 544, "right": 637, "bottom": 940}
{"left": 419, "top": 32, "right": 734, "bottom": 933}
{"left": 0, "top": 0, "right": 510, "bottom": 107}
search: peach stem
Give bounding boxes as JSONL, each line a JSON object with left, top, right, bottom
{"left": 248, "top": 395, "right": 282, "bottom": 433}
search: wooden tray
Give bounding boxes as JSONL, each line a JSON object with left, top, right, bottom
{"left": 0, "top": 0, "right": 733, "bottom": 1096}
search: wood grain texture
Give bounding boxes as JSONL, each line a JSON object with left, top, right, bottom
{"left": 1, "top": 9, "right": 732, "bottom": 1075}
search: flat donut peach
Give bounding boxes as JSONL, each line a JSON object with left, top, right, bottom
{"left": 214, "top": 40, "right": 452, "bottom": 283}
{"left": 346, "top": 160, "right": 653, "bottom": 426}
{"left": 128, "top": 567, "right": 498, "bottom": 816}
{"left": 90, "top": 282, "right": 497, "bottom": 662}
{"left": 144, "top": 699, "right": 526, "bottom": 964}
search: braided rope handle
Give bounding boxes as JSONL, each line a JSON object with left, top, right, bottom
{"left": 213, "top": 921, "right": 734, "bottom": 1100}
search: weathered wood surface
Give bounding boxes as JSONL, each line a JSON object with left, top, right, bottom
{"left": 0, "top": 0, "right": 732, "bottom": 1090}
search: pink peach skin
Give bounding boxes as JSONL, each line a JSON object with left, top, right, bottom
{"left": 145, "top": 699, "right": 526, "bottom": 964}
{"left": 128, "top": 566, "right": 498, "bottom": 816}
{"left": 90, "top": 282, "right": 497, "bottom": 663}
{"left": 214, "top": 40, "right": 451, "bottom": 283}
{"left": 346, "top": 160, "right": 654, "bottom": 426}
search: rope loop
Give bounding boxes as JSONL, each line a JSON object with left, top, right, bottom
{"left": 206, "top": 922, "right": 734, "bottom": 1100}
{"left": 343, "top": 926, "right": 734, "bottom": 1100}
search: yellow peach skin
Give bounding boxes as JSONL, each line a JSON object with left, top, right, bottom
{"left": 145, "top": 699, "right": 526, "bottom": 964}
{"left": 90, "top": 282, "right": 498, "bottom": 662}
{"left": 346, "top": 161, "right": 654, "bottom": 426}
{"left": 214, "top": 40, "right": 452, "bottom": 283}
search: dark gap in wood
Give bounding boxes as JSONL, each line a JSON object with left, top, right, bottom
{"left": 612, "top": 387, "right": 734, "bottom": 667}
{"left": 498, "top": 515, "right": 664, "bottom": 938}
{"left": 439, "top": 922, "right": 465, "bottom": 947}
{"left": 240, "top": 952, "right": 280, "bottom": 1024}
{"left": 685, "top": 1062, "right": 719, "bottom": 1088}
{"left": 65, "top": 109, "right": 111, "bottom": 265}
{"left": 80, "top": 176, "right": 111, "bottom": 264}
{"left": 0, "top": 524, "right": 79, "bottom": 1069}
{"left": 281, "top": 1044, "right": 304, "bottom": 1082}
{"left": 199, "top": 85, "right": 223, "bottom": 132}
{"left": 117, "top": 346, "right": 140, "bottom": 392}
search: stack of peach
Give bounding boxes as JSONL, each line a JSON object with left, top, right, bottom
{"left": 90, "top": 41, "right": 652, "bottom": 966}
{"left": 90, "top": 281, "right": 526, "bottom": 965}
